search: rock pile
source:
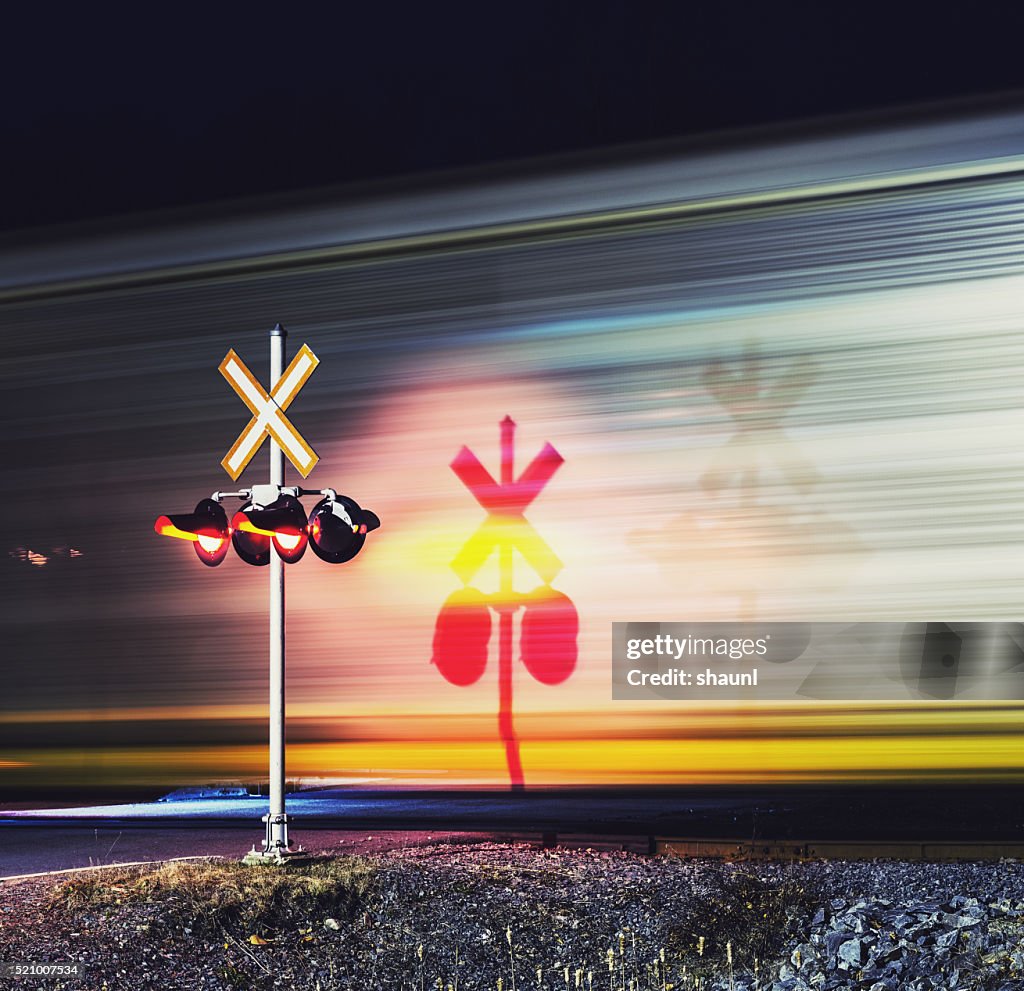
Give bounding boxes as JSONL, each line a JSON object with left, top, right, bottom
{"left": 761, "top": 886, "right": 1024, "bottom": 991}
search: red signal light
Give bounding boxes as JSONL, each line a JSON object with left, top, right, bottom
{"left": 231, "top": 503, "right": 271, "bottom": 566}
{"left": 154, "top": 499, "right": 230, "bottom": 567}
{"left": 196, "top": 534, "right": 226, "bottom": 554}
{"left": 231, "top": 495, "right": 308, "bottom": 564}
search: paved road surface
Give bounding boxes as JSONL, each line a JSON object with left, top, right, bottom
{"left": 3, "top": 786, "right": 1022, "bottom": 877}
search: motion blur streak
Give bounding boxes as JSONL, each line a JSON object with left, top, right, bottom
{"left": 3, "top": 105, "right": 1024, "bottom": 789}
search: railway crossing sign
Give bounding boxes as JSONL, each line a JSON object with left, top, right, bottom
{"left": 219, "top": 343, "right": 320, "bottom": 480}
{"left": 157, "top": 325, "right": 380, "bottom": 863}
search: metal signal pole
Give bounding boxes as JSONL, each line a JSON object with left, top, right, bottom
{"left": 268, "top": 325, "right": 289, "bottom": 855}
{"left": 245, "top": 324, "right": 295, "bottom": 862}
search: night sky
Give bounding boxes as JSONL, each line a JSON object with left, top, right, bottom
{"left": 6, "top": 4, "right": 1024, "bottom": 233}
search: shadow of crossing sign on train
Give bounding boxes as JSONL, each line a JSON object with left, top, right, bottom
{"left": 432, "top": 416, "right": 578, "bottom": 790}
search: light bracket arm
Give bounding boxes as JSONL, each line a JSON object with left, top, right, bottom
{"left": 211, "top": 486, "right": 339, "bottom": 506}
{"left": 211, "top": 489, "right": 251, "bottom": 503}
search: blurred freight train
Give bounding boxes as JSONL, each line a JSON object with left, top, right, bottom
{"left": 2, "top": 100, "right": 1024, "bottom": 792}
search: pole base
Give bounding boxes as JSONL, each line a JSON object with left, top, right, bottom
{"left": 241, "top": 812, "right": 314, "bottom": 866}
{"left": 242, "top": 843, "right": 316, "bottom": 867}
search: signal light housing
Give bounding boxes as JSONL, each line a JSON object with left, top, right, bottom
{"left": 157, "top": 491, "right": 379, "bottom": 566}
{"left": 154, "top": 498, "right": 230, "bottom": 567}
{"left": 307, "top": 495, "right": 380, "bottom": 564}
{"left": 232, "top": 495, "right": 309, "bottom": 564}
{"left": 230, "top": 502, "right": 272, "bottom": 567}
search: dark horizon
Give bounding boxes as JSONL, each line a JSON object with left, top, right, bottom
{"left": 7, "top": 5, "right": 1024, "bottom": 233}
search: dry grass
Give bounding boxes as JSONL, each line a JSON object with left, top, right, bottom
{"left": 25, "top": 850, "right": 838, "bottom": 990}
{"left": 49, "top": 856, "right": 377, "bottom": 936}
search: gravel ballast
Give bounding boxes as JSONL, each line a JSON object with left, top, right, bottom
{"left": 1, "top": 841, "right": 1023, "bottom": 990}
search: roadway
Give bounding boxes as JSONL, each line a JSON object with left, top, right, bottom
{"left": 3, "top": 786, "right": 1022, "bottom": 878}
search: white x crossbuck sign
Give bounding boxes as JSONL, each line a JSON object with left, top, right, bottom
{"left": 219, "top": 344, "right": 320, "bottom": 480}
